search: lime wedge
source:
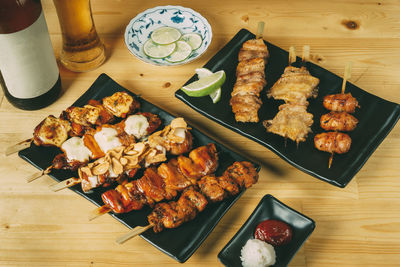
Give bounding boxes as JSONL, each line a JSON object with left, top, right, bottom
{"left": 181, "top": 33, "right": 203, "bottom": 50}
{"left": 209, "top": 88, "right": 222, "bottom": 103}
{"left": 151, "top": 26, "right": 182, "bottom": 45}
{"left": 143, "top": 39, "right": 176, "bottom": 59}
{"left": 195, "top": 68, "right": 213, "bottom": 79}
{"left": 165, "top": 41, "right": 192, "bottom": 63}
{"left": 196, "top": 68, "right": 222, "bottom": 103}
{"left": 181, "top": 70, "right": 226, "bottom": 97}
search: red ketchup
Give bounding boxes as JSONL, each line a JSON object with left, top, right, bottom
{"left": 254, "top": 219, "right": 293, "bottom": 246}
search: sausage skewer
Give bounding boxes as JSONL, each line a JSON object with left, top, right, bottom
{"left": 115, "top": 161, "right": 259, "bottom": 244}
{"left": 316, "top": 62, "right": 356, "bottom": 167}
{"left": 49, "top": 118, "right": 192, "bottom": 192}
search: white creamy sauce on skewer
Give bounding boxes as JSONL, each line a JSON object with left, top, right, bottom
{"left": 94, "top": 127, "right": 122, "bottom": 154}
{"left": 61, "top": 137, "right": 92, "bottom": 162}
{"left": 124, "top": 114, "right": 149, "bottom": 139}
{"left": 173, "top": 128, "right": 186, "bottom": 143}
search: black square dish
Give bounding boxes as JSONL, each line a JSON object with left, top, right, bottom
{"left": 18, "top": 73, "right": 260, "bottom": 263}
{"left": 175, "top": 28, "right": 400, "bottom": 187}
{"left": 218, "top": 194, "right": 315, "bottom": 267}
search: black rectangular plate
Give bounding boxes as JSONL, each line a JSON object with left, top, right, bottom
{"left": 175, "top": 28, "right": 400, "bottom": 188}
{"left": 218, "top": 194, "right": 315, "bottom": 267}
{"left": 19, "top": 73, "right": 260, "bottom": 263}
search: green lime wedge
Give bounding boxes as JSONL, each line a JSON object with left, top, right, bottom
{"left": 195, "top": 68, "right": 213, "bottom": 79}
{"left": 151, "top": 26, "right": 182, "bottom": 45}
{"left": 143, "top": 39, "right": 176, "bottom": 59}
{"left": 181, "top": 33, "right": 203, "bottom": 50}
{"left": 209, "top": 88, "right": 222, "bottom": 103}
{"left": 165, "top": 41, "right": 192, "bottom": 63}
{"left": 196, "top": 68, "right": 222, "bottom": 103}
{"left": 181, "top": 70, "right": 226, "bottom": 97}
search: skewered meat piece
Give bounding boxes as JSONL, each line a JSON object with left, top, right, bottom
{"left": 78, "top": 119, "right": 193, "bottom": 192}
{"left": 100, "top": 144, "right": 219, "bottom": 213}
{"left": 314, "top": 132, "right": 351, "bottom": 154}
{"left": 102, "top": 91, "right": 140, "bottom": 118}
{"left": 264, "top": 104, "right": 313, "bottom": 143}
{"left": 147, "top": 161, "right": 259, "bottom": 233}
{"left": 230, "top": 38, "right": 269, "bottom": 123}
{"left": 33, "top": 115, "right": 72, "bottom": 147}
{"left": 148, "top": 188, "right": 208, "bottom": 233}
{"left": 323, "top": 93, "right": 359, "bottom": 113}
{"left": 268, "top": 66, "right": 319, "bottom": 105}
{"left": 320, "top": 111, "right": 358, "bottom": 131}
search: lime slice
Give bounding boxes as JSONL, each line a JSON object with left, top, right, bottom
{"left": 181, "top": 33, "right": 203, "bottom": 50}
{"left": 165, "top": 41, "right": 192, "bottom": 63}
{"left": 151, "top": 26, "right": 182, "bottom": 45}
{"left": 209, "top": 88, "right": 222, "bottom": 103}
{"left": 181, "top": 70, "right": 226, "bottom": 97}
{"left": 196, "top": 68, "right": 222, "bottom": 103}
{"left": 143, "top": 39, "right": 176, "bottom": 59}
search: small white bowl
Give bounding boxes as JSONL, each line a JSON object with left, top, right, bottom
{"left": 124, "top": 5, "right": 212, "bottom": 66}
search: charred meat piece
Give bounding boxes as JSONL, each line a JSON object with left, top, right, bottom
{"left": 323, "top": 93, "right": 359, "bottom": 113}
{"left": 314, "top": 132, "right": 351, "bottom": 154}
{"left": 33, "top": 115, "right": 72, "bottom": 147}
{"left": 223, "top": 161, "right": 259, "bottom": 189}
{"left": 320, "top": 111, "right": 358, "bottom": 131}
{"left": 102, "top": 91, "right": 140, "bottom": 118}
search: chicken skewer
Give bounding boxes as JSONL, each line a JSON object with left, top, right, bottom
{"left": 6, "top": 91, "right": 140, "bottom": 156}
{"left": 116, "top": 161, "right": 259, "bottom": 244}
{"left": 315, "top": 62, "right": 356, "bottom": 167}
{"left": 89, "top": 143, "right": 218, "bottom": 220}
{"left": 26, "top": 112, "right": 161, "bottom": 182}
{"left": 264, "top": 46, "right": 318, "bottom": 144}
{"left": 230, "top": 22, "right": 269, "bottom": 123}
{"left": 50, "top": 118, "right": 193, "bottom": 192}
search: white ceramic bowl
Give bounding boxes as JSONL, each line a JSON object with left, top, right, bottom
{"left": 124, "top": 5, "right": 212, "bottom": 66}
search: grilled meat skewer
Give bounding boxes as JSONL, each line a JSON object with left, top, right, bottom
{"left": 320, "top": 111, "right": 358, "bottom": 132}
{"left": 323, "top": 93, "right": 359, "bottom": 113}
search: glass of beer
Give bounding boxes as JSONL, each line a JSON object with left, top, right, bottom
{"left": 53, "top": 0, "right": 105, "bottom": 72}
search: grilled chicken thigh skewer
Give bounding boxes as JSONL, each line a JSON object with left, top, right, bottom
{"left": 6, "top": 91, "right": 140, "bottom": 156}
{"left": 26, "top": 112, "right": 161, "bottom": 182}
{"left": 90, "top": 143, "right": 217, "bottom": 218}
{"left": 50, "top": 118, "right": 192, "bottom": 192}
{"left": 230, "top": 26, "right": 269, "bottom": 123}
{"left": 115, "top": 161, "right": 259, "bottom": 244}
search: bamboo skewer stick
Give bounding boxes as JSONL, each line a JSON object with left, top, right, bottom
{"left": 49, "top": 177, "right": 81, "bottom": 192}
{"left": 256, "top": 21, "right": 265, "bottom": 39}
{"left": 288, "top": 46, "right": 296, "bottom": 66}
{"left": 116, "top": 224, "right": 154, "bottom": 244}
{"left": 302, "top": 45, "right": 310, "bottom": 63}
{"left": 89, "top": 205, "right": 111, "bottom": 221}
{"left": 26, "top": 166, "right": 52, "bottom": 183}
{"left": 5, "top": 138, "right": 32, "bottom": 156}
{"left": 341, "top": 61, "right": 353, "bottom": 94}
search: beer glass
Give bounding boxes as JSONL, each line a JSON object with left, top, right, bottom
{"left": 53, "top": 0, "right": 105, "bottom": 72}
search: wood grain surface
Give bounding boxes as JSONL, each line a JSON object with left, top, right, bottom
{"left": 1, "top": 0, "right": 399, "bottom": 266}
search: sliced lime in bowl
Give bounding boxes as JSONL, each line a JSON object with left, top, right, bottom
{"left": 151, "top": 26, "right": 182, "bottom": 45}
{"left": 143, "top": 39, "right": 176, "bottom": 59}
{"left": 166, "top": 40, "right": 193, "bottom": 63}
{"left": 181, "top": 33, "right": 203, "bottom": 50}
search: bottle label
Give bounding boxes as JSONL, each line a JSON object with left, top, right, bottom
{"left": 0, "top": 12, "right": 59, "bottom": 99}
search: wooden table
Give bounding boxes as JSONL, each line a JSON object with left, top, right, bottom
{"left": 1, "top": 0, "right": 399, "bottom": 266}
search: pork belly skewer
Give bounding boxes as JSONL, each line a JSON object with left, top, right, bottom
{"left": 230, "top": 22, "right": 269, "bottom": 123}
{"left": 5, "top": 91, "right": 140, "bottom": 156}
{"left": 264, "top": 46, "right": 318, "bottom": 144}
{"left": 89, "top": 143, "right": 217, "bottom": 220}
{"left": 26, "top": 112, "right": 161, "bottom": 182}
{"left": 315, "top": 62, "right": 356, "bottom": 168}
{"left": 49, "top": 118, "right": 192, "bottom": 192}
{"left": 116, "top": 161, "right": 259, "bottom": 244}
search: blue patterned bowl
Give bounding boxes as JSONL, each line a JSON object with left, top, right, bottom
{"left": 125, "top": 6, "right": 212, "bottom": 66}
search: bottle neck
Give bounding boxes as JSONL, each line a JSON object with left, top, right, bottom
{"left": 0, "top": 0, "right": 42, "bottom": 34}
